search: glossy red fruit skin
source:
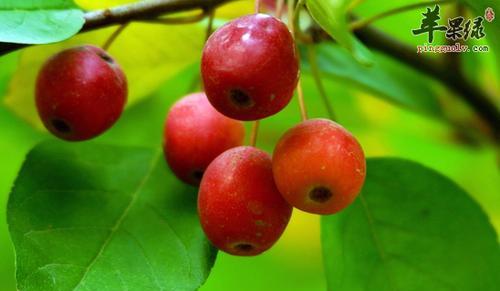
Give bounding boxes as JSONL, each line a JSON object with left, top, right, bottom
{"left": 272, "top": 119, "right": 366, "bottom": 215}
{"left": 36, "top": 45, "right": 127, "bottom": 141}
{"left": 164, "top": 92, "right": 245, "bottom": 186}
{"left": 198, "top": 146, "right": 292, "bottom": 256}
{"left": 201, "top": 13, "right": 299, "bottom": 121}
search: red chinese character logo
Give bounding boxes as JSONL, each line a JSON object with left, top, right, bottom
{"left": 485, "top": 7, "right": 495, "bottom": 22}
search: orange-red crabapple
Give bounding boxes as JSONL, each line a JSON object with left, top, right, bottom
{"left": 272, "top": 119, "right": 366, "bottom": 215}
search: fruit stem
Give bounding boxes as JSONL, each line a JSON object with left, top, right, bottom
{"left": 288, "top": 0, "right": 308, "bottom": 121}
{"left": 349, "top": 0, "right": 453, "bottom": 31}
{"left": 307, "top": 45, "right": 335, "bottom": 121}
{"left": 346, "top": 0, "right": 364, "bottom": 11}
{"left": 296, "top": 79, "right": 308, "bottom": 121}
{"left": 102, "top": 23, "right": 129, "bottom": 51}
{"left": 205, "top": 9, "right": 215, "bottom": 41}
{"left": 287, "top": 0, "right": 295, "bottom": 35}
{"left": 192, "top": 9, "right": 215, "bottom": 92}
{"left": 255, "top": 0, "right": 261, "bottom": 13}
{"left": 250, "top": 121, "right": 260, "bottom": 147}
{"left": 275, "top": 0, "right": 285, "bottom": 18}
{"left": 291, "top": 0, "right": 305, "bottom": 32}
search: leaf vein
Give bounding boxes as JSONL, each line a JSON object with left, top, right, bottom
{"left": 146, "top": 202, "right": 193, "bottom": 281}
{"left": 71, "top": 150, "right": 162, "bottom": 290}
{"left": 359, "top": 193, "right": 398, "bottom": 291}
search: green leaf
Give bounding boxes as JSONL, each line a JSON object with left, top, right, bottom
{"left": 8, "top": 141, "right": 216, "bottom": 291}
{"left": 321, "top": 158, "right": 500, "bottom": 291}
{"left": 4, "top": 22, "right": 204, "bottom": 128}
{"left": 0, "top": 0, "right": 84, "bottom": 44}
{"left": 302, "top": 43, "right": 442, "bottom": 116}
{"left": 0, "top": 52, "right": 19, "bottom": 99}
{"left": 306, "top": 0, "right": 373, "bottom": 65}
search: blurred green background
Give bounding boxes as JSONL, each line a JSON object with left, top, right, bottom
{"left": 0, "top": 0, "right": 498, "bottom": 290}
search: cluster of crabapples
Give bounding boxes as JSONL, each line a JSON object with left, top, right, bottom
{"left": 35, "top": 13, "right": 366, "bottom": 256}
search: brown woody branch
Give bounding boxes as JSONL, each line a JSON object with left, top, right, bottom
{"left": 0, "top": 0, "right": 233, "bottom": 56}
{"left": 0, "top": 0, "right": 498, "bottom": 140}
{"left": 353, "top": 26, "right": 500, "bottom": 141}
{"left": 307, "top": 23, "right": 500, "bottom": 141}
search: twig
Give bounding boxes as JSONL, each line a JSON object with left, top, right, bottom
{"left": 140, "top": 9, "right": 208, "bottom": 24}
{"left": 0, "top": 0, "right": 233, "bottom": 56}
{"left": 82, "top": 0, "right": 231, "bottom": 30}
{"left": 443, "top": 3, "right": 465, "bottom": 72}
{"left": 102, "top": 23, "right": 129, "bottom": 50}
{"left": 351, "top": 25, "right": 500, "bottom": 140}
{"left": 307, "top": 45, "right": 335, "bottom": 120}
{"left": 305, "top": 23, "right": 500, "bottom": 140}
{"left": 349, "top": 0, "right": 454, "bottom": 31}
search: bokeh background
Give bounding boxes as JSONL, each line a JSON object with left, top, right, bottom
{"left": 0, "top": 0, "right": 498, "bottom": 290}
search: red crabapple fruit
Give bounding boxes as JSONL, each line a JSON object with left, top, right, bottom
{"left": 36, "top": 45, "right": 127, "bottom": 141}
{"left": 201, "top": 13, "right": 299, "bottom": 121}
{"left": 272, "top": 119, "right": 366, "bottom": 215}
{"left": 164, "top": 92, "right": 245, "bottom": 185}
{"left": 198, "top": 146, "right": 292, "bottom": 256}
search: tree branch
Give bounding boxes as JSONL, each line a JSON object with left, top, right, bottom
{"left": 0, "top": 0, "right": 232, "bottom": 56}
{"left": 307, "top": 23, "right": 500, "bottom": 140}
{"left": 352, "top": 25, "right": 500, "bottom": 140}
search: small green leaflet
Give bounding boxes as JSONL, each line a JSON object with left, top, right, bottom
{"left": 306, "top": 0, "right": 373, "bottom": 65}
{"left": 0, "top": 0, "right": 84, "bottom": 44}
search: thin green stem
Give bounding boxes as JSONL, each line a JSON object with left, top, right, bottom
{"left": 307, "top": 45, "right": 335, "bottom": 121}
{"left": 296, "top": 79, "right": 308, "bottom": 121}
{"left": 275, "top": 0, "right": 285, "bottom": 18}
{"left": 288, "top": 0, "right": 308, "bottom": 121}
{"left": 102, "top": 23, "right": 129, "bottom": 50}
{"left": 350, "top": 0, "right": 454, "bottom": 31}
{"left": 287, "top": 0, "right": 295, "bottom": 34}
{"left": 205, "top": 9, "right": 215, "bottom": 41}
{"left": 255, "top": 0, "right": 261, "bottom": 13}
{"left": 347, "top": 0, "right": 365, "bottom": 11}
{"left": 196, "top": 9, "right": 215, "bottom": 91}
{"left": 292, "top": 0, "right": 305, "bottom": 34}
{"left": 249, "top": 121, "right": 260, "bottom": 147}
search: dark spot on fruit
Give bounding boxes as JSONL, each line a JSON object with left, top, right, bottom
{"left": 229, "top": 89, "right": 254, "bottom": 108}
{"left": 234, "top": 243, "right": 254, "bottom": 252}
{"left": 309, "top": 186, "right": 332, "bottom": 203}
{"left": 51, "top": 118, "right": 71, "bottom": 134}
{"left": 192, "top": 170, "right": 204, "bottom": 182}
{"left": 98, "top": 52, "right": 114, "bottom": 64}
